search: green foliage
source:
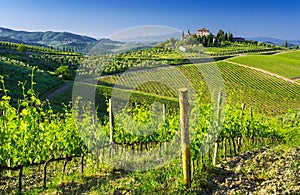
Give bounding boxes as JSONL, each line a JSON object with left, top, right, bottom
{"left": 0, "top": 58, "right": 63, "bottom": 105}
{"left": 0, "top": 74, "right": 298, "bottom": 194}
{"left": 108, "top": 105, "right": 179, "bottom": 145}
{"left": 79, "top": 41, "right": 283, "bottom": 78}
{"left": 17, "top": 43, "right": 27, "bottom": 52}
{"left": 0, "top": 76, "right": 86, "bottom": 167}
{"left": 55, "top": 65, "right": 74, "bottom": 80}
{"left": 279, "top": 110, "right": 300, "bottom": 146}
{"left": 190, "top": 103, "right": 283, "bottom": 160}
{"left": 0, "top": 41, "right": 61, "bottom": 54}
{"left": 0, "top": 41, "right": 82, "bottom": 72}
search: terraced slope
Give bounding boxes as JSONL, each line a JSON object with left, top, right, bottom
{"left": 227, "top": 51, "right": 300, "bottom": 79}
{"left": 97, "top": 61, "right": 300, "bottom": 116}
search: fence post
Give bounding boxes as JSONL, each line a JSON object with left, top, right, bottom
{"left": 109, "top": 98, "right": 114, "bottom": 158}
{"left": 163, "top": 104, "right": 168, "bottom": 154}
{"left": 213, "top": 92, "right": 222, "bottom": 166}
{"left": 162, "top": 104, "right": 166, "bottom": 122}
{"left": 249, "top": 107, "right": 255, "bottom": 145}
{"left": 179, "top": 88, "right": 191, "bottom": 188}
{"left": 109, "top": 98, "right": 114, "bottom": 144}
{"left": 19, "top": 166, "right": 23, "bottom": 194}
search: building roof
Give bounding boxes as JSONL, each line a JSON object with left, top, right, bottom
{"left": 197, "top": 28, "right": 210, "bottom": 32}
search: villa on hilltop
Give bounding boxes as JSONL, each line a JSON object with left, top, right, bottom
{"left": 196, "top": 28, "right": 210, "bottom": 36}
{"left": 181, "top": 27, "right": 211, "bottom": 40}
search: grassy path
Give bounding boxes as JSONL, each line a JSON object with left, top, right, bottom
{"left": 43, "top": 82, "right": 73, "bottom": 101}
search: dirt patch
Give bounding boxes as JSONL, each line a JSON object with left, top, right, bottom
{"left": 198, "top": 146, "right": 300, "bottom": 194}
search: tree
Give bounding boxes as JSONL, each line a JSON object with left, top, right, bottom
{"left": 217, "top": 29, "right": 225, "bottom": 42}
{"left": 228, "top": 32, "right": 233, "bottom": 42}
{"left": 55, "top": 66, "right": 73, "bottom": 80}
{"left": 208, "top": 33, "right": 214, "bottom": 46}
{"left": 284, "top": 41, "right": 288, "bottom": 48}
{"left": 225, "top": 33, "right": 229, "bottom": 41}
{"left": 213, "top": 36, "right": 218, "bottom": 45}
{"left": 17, "top": 44, "right": 27, "bottom": 53}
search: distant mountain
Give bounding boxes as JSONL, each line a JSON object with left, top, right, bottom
{"left": 0, "top": 27, "right": 180, "bottom": 54}
{"left": 88, "top": 38, "right": 157, "bottom": 55}
{"left": 111, "top": 32, "right": 181, "bottom": 42}
{"left": 0, "top": 27, "right": 98, "bottom": 53}
{"left": 247, "top": 37, "right": 300, "bottom": 47}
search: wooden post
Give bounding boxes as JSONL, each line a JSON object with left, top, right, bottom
{"left": 109, "top": 98, "right": 114, "bottom": 144}
{"left": 43, "top": 161, "right": 48, "bottom": 189}
{"left": 19, "top": 166, "right": 23, "bottom": 194}
{"left": 163, "top": 104, "right": 167, "bottom": 156}
{"left": 250, "top": 107, "right": 254, "bottom": 145}
{"left": 179, "top": 88, "right": 191, "bottom": 188}
{"left": 162, "top": 104, "right": 166, "bottom": 122}
{"left": 109, "top": 98, "right": 114, "bottom": 158}
{"left": 213, "top": 92, "right": 222, "bottom": 166}
{"left": 223, "top": 139, "right": 227, "bottom": 160}
{"left": 81, "top": 155, "right": 84, "bottom": 174}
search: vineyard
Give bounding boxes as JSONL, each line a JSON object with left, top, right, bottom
{"left": 0, "top": 41, "right": 82, "bottom": 107}
{"left": 78, "top": 42, "right": 284, "bottom": 77}
{"left": 228, "top": 51, "right": 300, "bottom": 79}
{"left": 97, "top": 61, "right": 300, "bottom": 116}
{"left": 0, "top": 76, "right": 292, "bottom": 194}
{"left": 0, "top": 58, "right": 63, "bottom": 105}
{"left": 206, "top": 41, "right": 283, "bottom": 56}
{"left": 0, "top": 41, "right": 77, "bottom": 55}
{"left": 0, "top": 40, "right": 299, "bottom": 194}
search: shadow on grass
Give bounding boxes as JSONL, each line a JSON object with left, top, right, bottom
{"left": 56, "top": 168, "right": 131, "bottom": 195}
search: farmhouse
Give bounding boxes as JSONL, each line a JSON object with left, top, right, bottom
{"left": 196, "top": 28, "right": 210, "bottom": 36}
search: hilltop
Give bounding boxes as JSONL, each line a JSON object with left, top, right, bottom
{"left": 0, "top": 27, "right": 98, "bottom": 53}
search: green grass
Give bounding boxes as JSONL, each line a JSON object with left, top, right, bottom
{"left": 276, "top": 50, "right": 300, "bottom": 61}
{"left": 227, "top": 51, "right": 300, "bottom": 79}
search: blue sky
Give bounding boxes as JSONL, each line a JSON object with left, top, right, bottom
{"left": 0, "top": 0, "right": 299, "bottom": 39}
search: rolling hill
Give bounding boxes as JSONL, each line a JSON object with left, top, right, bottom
{"left": 0, "top": 27, "right": 160, "bottom": 54}
{"left": 227, "top": 50, "right": 300, "bottom": 79}
{"left": 96, "top": 61, "right": 300, "bottom": 116}
{"left": 0, "top": 27, "right": 98, "bottom": 53}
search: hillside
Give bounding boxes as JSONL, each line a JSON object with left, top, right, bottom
{"left": 0, "top": 41, "right": 82, "bottom": 106}
{"left": 228, "top": 50, "right": 300, "bottom": 80}
{"left": 96, "top": 61, "right": 300, "bottom": 116}
{"left": 0, "top": 56, "right": 63, "bottom": 105}
{"left": 0, "top": 27, "right": 98, "bottom": 53}
{"left": 0, "top": 35, "right": 300, "bottom": 194}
